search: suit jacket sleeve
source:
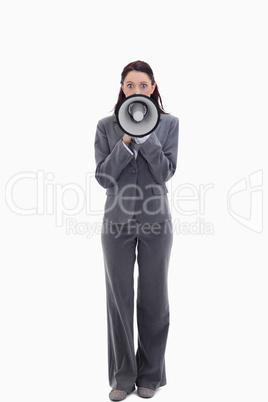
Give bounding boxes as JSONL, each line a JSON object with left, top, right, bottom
{"left": 94, "top": 120, "right": 134, "bottom": 189}
{"left": 139, "top": 116, "right": 179, "bottom": 184}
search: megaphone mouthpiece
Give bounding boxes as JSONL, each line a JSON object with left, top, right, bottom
{"left": 133, "top": 110, "right": 144, "bottom": 122}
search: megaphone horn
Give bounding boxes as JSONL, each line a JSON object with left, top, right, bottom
{"left": 116, "top": 94, "right": 160, "bottom": 138}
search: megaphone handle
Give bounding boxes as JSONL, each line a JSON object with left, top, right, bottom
{"left": 122, "top": 133, "right": 132, "bottom": 146}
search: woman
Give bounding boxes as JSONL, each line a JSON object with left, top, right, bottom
{"left": 94, "top": 60, "right": 179, "bottom": 400}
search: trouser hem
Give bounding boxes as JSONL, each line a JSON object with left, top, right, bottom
{"left": 135, "top": 381, "right": 167, "bottom": 390}
{"left": 110, "top": 383, "right": 136, "bottom": 394}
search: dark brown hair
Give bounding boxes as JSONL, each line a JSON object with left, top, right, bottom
{"left": 114, "top": 60, "right": 168, "bottom": 115}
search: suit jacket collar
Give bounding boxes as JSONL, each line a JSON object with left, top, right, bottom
{"left": 113, "top": 119, "right": 137, "bottom": 168}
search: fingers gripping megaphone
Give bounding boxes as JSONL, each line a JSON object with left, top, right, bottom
{"left": 116, "top": 94, "right": 160, "bottom": 138}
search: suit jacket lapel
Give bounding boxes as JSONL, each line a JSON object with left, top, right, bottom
{"left": 113, "top": 120, "right": 137, "bottom": 168}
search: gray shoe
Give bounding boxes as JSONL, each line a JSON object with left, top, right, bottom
{"left": 109, "top": 389, "right": 127, "bottom": 401}
{"left": 137, "top": 387, "right": 155, "bottom": 398}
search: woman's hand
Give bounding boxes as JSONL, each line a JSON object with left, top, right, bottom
{"left": 122, "top": 134, "right": 132, "bottom": 146}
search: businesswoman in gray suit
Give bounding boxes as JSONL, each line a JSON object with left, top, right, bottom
{"left": 94, "top": 60, "right": 179, "bottom": 401}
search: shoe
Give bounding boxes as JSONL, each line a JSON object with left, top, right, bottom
{"left": 137, "top": 387, "right": 155, "bottom": 398}
{"left": 109, "top": 389, "right": 127, "bottom": 401}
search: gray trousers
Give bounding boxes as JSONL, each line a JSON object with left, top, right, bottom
{"left": 101, "top": 218, "right": 173, "bottom": 393}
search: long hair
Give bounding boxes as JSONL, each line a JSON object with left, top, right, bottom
{"left": 114, "top": 60, "right": 168, "bottom": 115}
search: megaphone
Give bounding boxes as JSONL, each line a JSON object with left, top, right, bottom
{"left": 116, "top": 93, "right": 160, "bottom": 137}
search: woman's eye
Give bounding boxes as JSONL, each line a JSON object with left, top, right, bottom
{"left": 127, "top": 84, "right": 134, "bottom": 88}
{"left": 141, "top": 84, "right": 147, "bottom": 88}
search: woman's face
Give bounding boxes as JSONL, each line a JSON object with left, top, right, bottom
{"left": 121, "top": 71, "right": 156, "bottom": 98}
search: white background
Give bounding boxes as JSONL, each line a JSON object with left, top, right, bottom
{"left": 1, "top": 0, "right": 267, "bottom": 401}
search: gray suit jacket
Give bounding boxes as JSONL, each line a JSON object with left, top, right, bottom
{"left": 94, "top": 113, "right": 179, "bottom": 224}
